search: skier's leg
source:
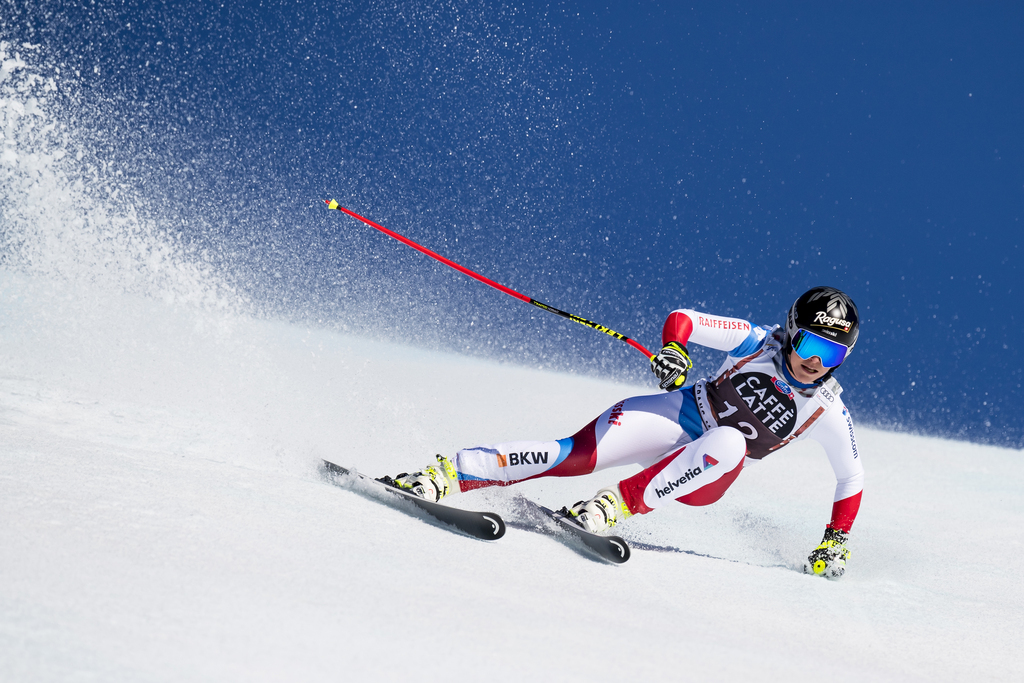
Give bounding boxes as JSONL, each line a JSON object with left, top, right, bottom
{"left": 566, "top": 426, "right": 747, "bottom": 532}
{"left": 617, "top": 426, "right": 747, "bottom": 514}
{"left": 455, "top": 391, "right": 695, "bottom": 492}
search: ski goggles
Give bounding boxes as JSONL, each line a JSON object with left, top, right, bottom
{"left": 791, "top": 329, "right": 850, "bottom": 368}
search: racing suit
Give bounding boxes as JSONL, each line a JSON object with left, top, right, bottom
{"left": 452, "top": 309, "right": 864, "bottom": 532}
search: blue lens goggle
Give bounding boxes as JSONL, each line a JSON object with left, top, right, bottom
{"left": 791, "top": 329, "right": 849, "bottom": 368}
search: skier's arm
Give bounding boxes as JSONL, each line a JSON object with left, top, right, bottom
{"left": 802, "top": 402, "right": 863, "bottom": 578}
{"left": 811, "top": 403, "right": 864, "bottom": 534}
{"left": 662, "top": 309, "right": 769, "bottom": 356}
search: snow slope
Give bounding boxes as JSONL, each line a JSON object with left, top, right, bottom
{"left": 2, "top": 281, "right": 1022, "bottom": 682}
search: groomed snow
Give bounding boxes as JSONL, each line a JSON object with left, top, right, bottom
{"left": 2, "top": 277, "right": 1022, "bottom": 682}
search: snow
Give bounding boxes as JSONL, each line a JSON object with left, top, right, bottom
{"left": 2, "top": 278, "right": 1022, "bottom": 682}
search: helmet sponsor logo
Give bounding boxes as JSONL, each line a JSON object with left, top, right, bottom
{"left": 807, "top": 288, "right": 852, "bottom": 320}
{"left": 812, "top": 311, "right": 853, "bottom": 332}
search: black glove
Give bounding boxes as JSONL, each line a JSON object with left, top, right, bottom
{"left": 803, "top": 527, "right": 850, "bottom": 579}
{"left": 650, "top": 342, "right": 692, "bottom": 391}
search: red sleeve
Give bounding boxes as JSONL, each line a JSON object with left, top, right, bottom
{"left": 662, "top": 311, "right": 694, "bottom": 346}
{"left": 829, "top": 491, "right": 862, "bottom": 533}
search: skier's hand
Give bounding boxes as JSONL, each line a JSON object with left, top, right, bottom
{"left": 803, "top": 527, "right": 850, "bottom": 579}
{"left": 650, "top": 342, "right": 692, "bottom": 391}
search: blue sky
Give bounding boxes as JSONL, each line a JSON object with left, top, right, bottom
{"left": 5, "top": 1, "right": 1021, "bottom": 447}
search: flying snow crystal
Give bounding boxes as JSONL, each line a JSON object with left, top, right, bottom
{"left": 0, "top": 41, "right": 240, "bottom": 312}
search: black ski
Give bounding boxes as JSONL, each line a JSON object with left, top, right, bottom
{"left": 507, "top": 494, "right": 630, "bottom": 564}
{"left": 320, "top": 460, "right": 505, "bottom": 541}
{"left": 543, "top": 504, "right": 631, "bottom": 564}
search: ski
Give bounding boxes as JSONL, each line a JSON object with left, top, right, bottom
{"left": 508, "top": 494, "right": 630, "bottom": 564}
{"left": 543, "top": 504, "right": 631, "bottom": 564}
{"left": 320, "top": 459, "right": 506, "bottom": 541}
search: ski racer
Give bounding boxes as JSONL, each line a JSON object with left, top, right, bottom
{"left": 386, "top": 286, "right": 864, "bottom": 578}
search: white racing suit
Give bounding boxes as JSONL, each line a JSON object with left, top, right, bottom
{"left": 453, "top": 309, "right": 864, "bottom": 532}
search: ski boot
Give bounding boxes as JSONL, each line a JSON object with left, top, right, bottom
{"left": 382, "top": 454, "right": 459, "bottom": 503}
{"left": 804, "top": 527, "right": 851, "bottom": 578}
{"left": 563, "top": 485, "right": 632, "bottom": 533}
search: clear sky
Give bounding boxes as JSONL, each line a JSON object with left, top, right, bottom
{"left": 4, "top": 1, "right": 1021, "bottom": 447}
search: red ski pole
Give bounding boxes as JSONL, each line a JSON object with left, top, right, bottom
{"left": 325, "top": 200, "right": 654, "bottom": 360}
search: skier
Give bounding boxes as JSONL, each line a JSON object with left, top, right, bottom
{"left": 386, "top": 286, "right": 864, "bottom": 578}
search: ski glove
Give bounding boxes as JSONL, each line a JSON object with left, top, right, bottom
{"left": 650, "top": 342, "right": 692, "bottom": 391}
{"left": 804, "top": 527, "right": 850, "bottom": 579}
